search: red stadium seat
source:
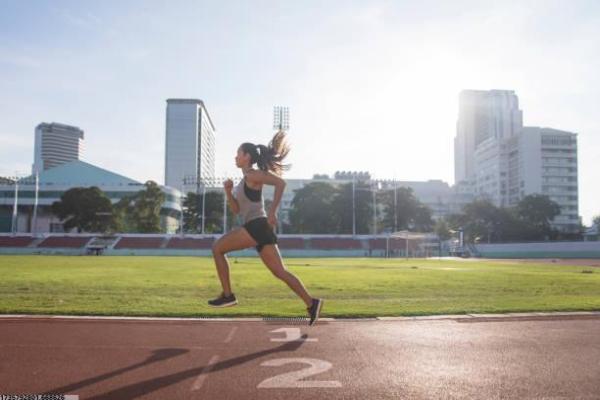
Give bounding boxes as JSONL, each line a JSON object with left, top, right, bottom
{"left": 113, "top": 237, "right": 166, "bottom": 249}
{"left": 309, "top": 238, "right": 363, "bottom": 250}
{"left": 0, "top": 236, "right": 35, "bottom": 247}
{"left": 37, "top": 236, "right": 93, "bottom": 248}
{"left": 368, "top": 238, "right": 387, "bottom": 250}
{"left": 277, "top": 237, "right": 306, "bottom": 249}
{"left": 166, "top": 237, "right": 216, "bottom": 249}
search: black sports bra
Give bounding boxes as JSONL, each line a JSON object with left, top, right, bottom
{"left": 243, "top": 179, "right": 262, "bottom": 202}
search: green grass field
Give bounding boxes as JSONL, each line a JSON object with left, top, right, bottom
{"left": 1, "top": 255, "right": 599, "bottom": 318}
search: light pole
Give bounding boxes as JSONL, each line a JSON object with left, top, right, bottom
{"left": 11, "top": 174, "right": 19, "bottom": 235}
{"left": 273, "top": 106, "right": 290, "bottom": 233}
{"left": 181, "top": 175, "right": 208, "bottom": 235}
{"left": 393, "top": 179, "right": 398, "bottom": 232}
{"left": 372, "top": 183, "right": 376, "bottom": 235}
{"left": 183, "top": 175, "right": 240, "bottom": 235}
{"left": 181, "top": 175, "right": 192, "bottom": 236}
{"left": 31, "top": 170, "right": 39, "bottom": 236}
{"left": 352, "top": 176, "right": 356, "bottom": 236}
{"left": 351, "top": 178, "right": 381, "bottom": 235}
{"left": 201, "top": 179, "right": 207, "bottom": 234}
{"left": 372, "top": 180, "right": 381, "bottom": 235}
{"left": 179, "top": 194, "right": 184, "bottom": 237}
{"left": 7, "top": 171, "right": 39, "bottom": 235}
{"left": 406, "top": 222, "right": 415, "bottom": 259}
{"left": 223, "top": 188, "right": 227, "bottom": 233}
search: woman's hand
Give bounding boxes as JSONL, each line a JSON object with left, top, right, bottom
{"left": 267, "top": 211, "right": 278, "bottom": 229}
{"left": 223, "top": 179, "right": 233, "bottom": 193}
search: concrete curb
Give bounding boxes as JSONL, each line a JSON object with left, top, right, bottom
{"left": 1, "top": 311, "right": 600, "bottom": 323}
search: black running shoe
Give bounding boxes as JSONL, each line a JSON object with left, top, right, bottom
{"left": 208, "top": 292, "right": 237, "bottom": 308}
{"left": 307, "top": 298, "right": 323, "bottom": 326}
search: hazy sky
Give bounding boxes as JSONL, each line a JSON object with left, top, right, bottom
{"left": 1, "top": 0, "right": 599, "bottom": 224}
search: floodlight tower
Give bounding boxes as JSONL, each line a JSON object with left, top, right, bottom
{"left": 273, "top": 106, "right": 290, "bottom": 132}
{"left": 272, "top": 106, "right": 289, "bottom": 233}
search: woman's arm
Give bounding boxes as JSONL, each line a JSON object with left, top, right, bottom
{"left": 224, "top": 179, "right": 240, "bottom": 214}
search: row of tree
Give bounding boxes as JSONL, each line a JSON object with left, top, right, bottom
{"left": 287, "top": 181, "right": 432, "bottom": 234}
{"left": 181, "top": 191, "right": 234, "bottom": 233}
{"left": 50, "top": 180, "right": 434, "bottom": 235}
{"left": 50, "top": 179, "right": 589, "bottom": 242}
{"left": 51, "top": 181, "right": 165, "bottom": 233}
{"left": 437, "top": 194, "right": 578, "bottom": 243}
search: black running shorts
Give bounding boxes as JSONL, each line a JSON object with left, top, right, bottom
{"left": 243, "top": 217, "right": 278, "bottom": 253}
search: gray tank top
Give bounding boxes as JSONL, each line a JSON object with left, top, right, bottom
{"left": 235, "top": 177, "right": 267, "bottom": 223}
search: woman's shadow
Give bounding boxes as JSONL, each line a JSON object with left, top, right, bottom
{"left": 44, "top": 334, "right": 309, "bottom": 399}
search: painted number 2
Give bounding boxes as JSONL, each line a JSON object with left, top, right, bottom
{"left": 257, "top": 358, "right": 342, "bottom": 388}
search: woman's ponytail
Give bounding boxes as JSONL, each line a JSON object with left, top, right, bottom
{"left": 241, "top": 130, "right": 291, "bottom": 175}
{"left": 256, "top": 130, "right": 291, "bottom": 175}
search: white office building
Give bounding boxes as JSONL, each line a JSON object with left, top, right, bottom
{"left": 32, "top": 122, "right": 84, "bottom": 173}
{"left": 165, "top": 99, "right": 216, "bottom": 195}
{"left": 474, "top": 137, "right": 503, "bottom": 205}
{"left": 455, "top": 90, "right": 580, "bottom": 232}
{"left": 455, "top": 90, "right": 522, "bottom": 186}
{"left": 508, "top": 127, "right": 579, "bottom": 232}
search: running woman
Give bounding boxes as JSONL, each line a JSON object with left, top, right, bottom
{"left": 208, "top": 130, "right": 323, "bottom": 326}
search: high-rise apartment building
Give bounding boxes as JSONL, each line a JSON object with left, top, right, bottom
{"left": 32, "top": 122, "right": 84, "bottom": 173}
{"left": 165, "top": 99, "right": 216, "bottom": 194}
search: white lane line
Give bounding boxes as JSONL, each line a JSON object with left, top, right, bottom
{"left": 0, "top": 315, "right": 268, "bottom": 322}
{"left": 223, "top": 326, "right": 238, "bottom": 343}
{"left": 0, "top": 343, "right": 204, "bottom": 350}
{"left": 1, "top": 312, "right": 598, "bottom": 322}
{"left": 191, "top": 354, "right": 220, "bottom": 391}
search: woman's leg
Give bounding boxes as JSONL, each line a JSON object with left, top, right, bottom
{"left": 212, "top": 227, "right": 257, "bottom": 296}
{"left": 258, "top": 244, "right": 313, "bottom": 307}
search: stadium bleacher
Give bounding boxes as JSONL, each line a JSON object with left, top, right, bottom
{"left": 0, "top": 233, "right": 433, "bottom": 257}
{"left": 113, "top": 237, "right": 166, "bottom": 249}
{"left": 166, "top": 237, "right": 215, "bottom": 249}
{"left": 309, "top": 237, "right": 364, "bottom": 250}
{"left": 37, "top": 236, "right": 93, "bottom": 248}
{"left": 368, "top": 238, "right": 387, "bottom": 250}
{"left": 0, "top": 236, "right": 35, "bottom": 247}
{"left": 277, "top": 237, "right": 306, "bottom": 249}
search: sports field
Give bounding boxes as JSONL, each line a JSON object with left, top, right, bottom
{"left": 1, "top": 255, "right": 599, "bottom": 318}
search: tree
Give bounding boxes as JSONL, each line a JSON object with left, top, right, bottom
{"left": 593, "top": 215, "right": 600, "bottom": 227}
{"left": 331, "top": 181, "right": 372, "bottom": 234}
{"left": 51, "top": 186, "right": 114, "bottom": 233}
{"left": 112, "top": 196, "right": 135, "bottom": 232}
{"left": 288, "top": 182, "right": 338, "bottom": 233}
{"left": 434, "top": 219, "right": 452, "bottom": 241}
{"left": 113, "top": 181, "right": 165, "bottom": 233}
{"left": 379, "top": 187, "right": 434, "bottom": 232}
{"left": 447, "top": 195, "right": 563, "bottom": 243}
{"left": 515, "top": 194, "right": 561, "bottom": 235}
{"left": 448, "top": 199, "right": 515, "bottom": 243}
{"left": 182, "top": 191, "right": 232, "bottom": 233}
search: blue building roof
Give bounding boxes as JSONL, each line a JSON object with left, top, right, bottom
{"left": 19, "top": 160, "right": 142, "bottom": 186}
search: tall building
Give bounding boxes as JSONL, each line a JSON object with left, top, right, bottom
{"left": 510, "top": 127, "right": 579, "bottom": 232}
{"left": 32, "top": 122, "right": 84, "bottom": 173}
{"left": 454, "top": 89, "right": 580, "bottom": 233}
{"left": 454, "top": 90, "right": 523, "bottom": 185}
{"left": 164, "top": 99, "right": 216, "bottom": 194}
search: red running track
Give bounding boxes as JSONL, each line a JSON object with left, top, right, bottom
{"left": 1, "top": 315, "right": 600, "bottom": 399}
